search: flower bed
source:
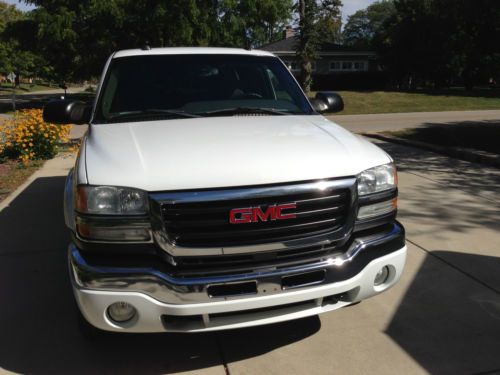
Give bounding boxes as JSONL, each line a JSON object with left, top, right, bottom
{"left": 0, "top": 109, "right": 71, "bottom": 163}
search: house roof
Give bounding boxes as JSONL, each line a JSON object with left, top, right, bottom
{"left": 259, "top": 38, "right": 376, "bottom": 57}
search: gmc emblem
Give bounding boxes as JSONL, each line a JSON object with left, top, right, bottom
{"left": 229, "top": 203, "right": 297, "bottom": 224}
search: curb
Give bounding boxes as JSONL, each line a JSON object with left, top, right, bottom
{"left": 362, "top": 133, "right": 500, "bottom": 169}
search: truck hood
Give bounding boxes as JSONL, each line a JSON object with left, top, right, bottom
{"left": 84, "top": 115, "right": 391, "bottom": 191}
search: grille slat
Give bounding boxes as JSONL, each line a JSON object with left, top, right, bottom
{"left": 164, "top": 205, "right": 346, "bottom": 229}
{"left": 168, "top": 217, "right": 340, "bottom": 240}
{"left": 159, "top": 181, "right": 351, "bottom": 248}
{"left": 161, "top": 193, "right": 347, "bottom": 216}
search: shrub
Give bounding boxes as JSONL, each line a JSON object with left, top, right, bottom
{"left": 1, "top": 109, "right": 71, "bottom": 163}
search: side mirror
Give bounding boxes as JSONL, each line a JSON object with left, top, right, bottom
{"left": 310, "top": 98, "right": 330, "bottom": 113}
{"left": 43, "top": 99, "right": 91, "bottom": 125}
{"left": 315, "top": 92, "right": 344, "bottom": 113}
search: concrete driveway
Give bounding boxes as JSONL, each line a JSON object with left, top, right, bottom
{"left": 0, "top": 140, "right": 499, "bottom": 374}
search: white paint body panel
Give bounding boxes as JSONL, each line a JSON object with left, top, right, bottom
{"left": 113, "top": 47, "right": 275, "bottom": 58}
{"left": 82, "top": 115, "right": 390, "bottom": 191}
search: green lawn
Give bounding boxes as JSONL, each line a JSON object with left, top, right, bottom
{"left": 328, "top": 90, "right": 500, "bottom": 115}
{"left": 0, "top": 83, "right": 56, "bottom": 95}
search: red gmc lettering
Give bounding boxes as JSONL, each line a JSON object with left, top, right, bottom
{"left": 230, "top": 203, "right": 297, "bottom": 224}
{"left": 252, "top": 206, "right": 276, "bottom": 222}
{"left": 275, "top": 203, "right": 297, "bottom": 220}
{"left": 229, "top": 208, "right": 253, "bottom": 224}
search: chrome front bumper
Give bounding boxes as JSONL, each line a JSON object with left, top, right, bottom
{"left": 70, "top": 222, "right": 406, "bottom": 332}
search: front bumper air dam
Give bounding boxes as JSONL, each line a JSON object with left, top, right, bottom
{"left": 70, "top": 223, "right": 406, "bottom": 333}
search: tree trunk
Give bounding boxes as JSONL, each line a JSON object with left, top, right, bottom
{"left": 298, "top": 0, "right": 312, "bottom": 94}
{"left": 14, "top": 71, "right": 20, "bottom": 88}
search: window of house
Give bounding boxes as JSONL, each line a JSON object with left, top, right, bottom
{"left": 330, "top": 60, "right": 368, "bottom": 71}
{"left": 354, "top": 62, "right": 365, "bottom": 70}
{"left": 289, "top": 61, "right": 315, "bottom": 71}
{"left": 330, "top": 61, "right": 341, "bottom": 71}
{"left": 342, "top": 61, "right": 353, "bottom": 70}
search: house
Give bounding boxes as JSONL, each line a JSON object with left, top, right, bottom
{"left": 259, "top": 27, "right": 385, "bottom": 90}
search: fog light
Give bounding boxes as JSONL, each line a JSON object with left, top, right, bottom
{"left": 107, "top": 302, "right": 136, "bottom": 323}
{"left": 374, "top": 266, "right": 390, "bottom": 286}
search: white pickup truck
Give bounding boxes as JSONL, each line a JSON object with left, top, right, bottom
{"left": 44, "top": 47, "right": 406, "bottom": 335}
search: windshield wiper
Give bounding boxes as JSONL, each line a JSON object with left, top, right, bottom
{"left": 108, "top": 109, "right": 201, "bottom": 121}
{"left": 200, "top": 107, "right": 292, "bottom": 117}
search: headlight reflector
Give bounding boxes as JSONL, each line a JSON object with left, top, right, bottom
{"left": 358, "top": 163, "right": 397, "bottom": 196}
{"left": 77, "top": 186, "right": 149, "bottom": 215}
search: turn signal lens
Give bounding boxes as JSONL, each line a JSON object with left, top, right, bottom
{"left": 357, "top": 198, "right": 397, "bottom": 220}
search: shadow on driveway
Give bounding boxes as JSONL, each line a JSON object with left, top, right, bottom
{"left": 386, "top": 250, "right": 500, "bottom": 374}
{"left": 0, "top": 176, "right": 320, "bottom": 374}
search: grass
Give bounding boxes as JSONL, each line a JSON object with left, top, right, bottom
{"left": 328, "top": 90, "right": 500, "bottom": 115}
{"left": 0, "top": 160, "right": 43, "bottom": 203}
{"left": 0, "top": 83, "right": 56, "bottom": 95}
{"left": 383, "top": 122, "right": 500, "bottom": 155}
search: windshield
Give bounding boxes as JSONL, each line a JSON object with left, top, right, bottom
{"left": 93, "top": 54, "right": 314, "bottom": 124}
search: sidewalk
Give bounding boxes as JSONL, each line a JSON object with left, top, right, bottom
{"left": 0, "top": 86, "right": 87, "bottom": 98}
{"left": 0, "top": 154, "right": 75, "bottom": 212}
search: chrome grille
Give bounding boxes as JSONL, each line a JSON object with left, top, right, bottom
{"left": 154, "top": 178, "right": 355, "bottom": 248}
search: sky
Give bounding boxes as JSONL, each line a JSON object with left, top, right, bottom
{"left": 3, "top": 0, "right": 34, "bottom": 11}
{"left": 3, "top": 0, "right": 377, "bottom": 24}
{"left": 342, "top": 0, "right": 378, "bottom": 23}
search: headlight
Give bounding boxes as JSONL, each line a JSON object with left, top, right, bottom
{"left": 76, "top": 185, "right": 149, "bottom": 215}
{"left": 357, "top": 163, "right": 397, "bottom": 196}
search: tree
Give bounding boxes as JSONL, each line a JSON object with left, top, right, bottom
{"left": 214, "top": 0, "right": 293, "bottom": 48}
{"left": 17, "top": 0, "right": 293, "bottom": 81}
{"left": 295, "top": 0, "right": 342, "bottom": 93}
{"left": 316, "top": 0, "right": 342, "bottom": 44}
{"left": 376, "top": 0, "right": 500, "bottom": 90}
{"left": 0, "top": 1, "right": 24, "bottom": 77}
{"left": 342, "top": 0, "right": 395, "bottom": 49}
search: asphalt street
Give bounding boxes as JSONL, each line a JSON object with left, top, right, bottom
{"left": 0, "top": 113, "right": 499, "bottom": 374}
{"left": 327, "top": 109, "right": 500, "bottom": 133}
{"left": 51, "top": 109, "right": 500, "bottom": 140}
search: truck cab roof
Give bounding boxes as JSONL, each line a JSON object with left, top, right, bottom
{"left": 113, "top": 47, "right": 275, "bottom": 59}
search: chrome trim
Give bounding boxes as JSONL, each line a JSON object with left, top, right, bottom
{"left": 149, "top": 177, "right": 357, "bottom": 256}
{"left": 69, "top": 222, "right": 404, "bottom": 304}
{"left": 151, "top": 178, "right": 355, "bottom": 203}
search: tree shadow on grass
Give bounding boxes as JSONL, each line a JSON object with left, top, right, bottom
{"left": 0, "top": 176, "right": 319, "bottom": 374}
